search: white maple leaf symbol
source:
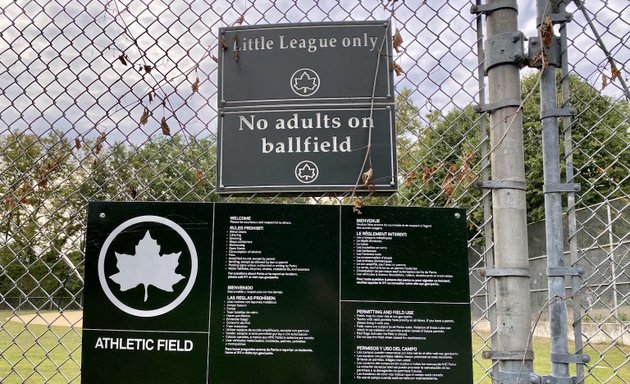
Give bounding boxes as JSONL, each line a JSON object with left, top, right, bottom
{"left": 298, "top": 164, "right": 316, "bottom": 180}
{"left": 293, "top": 71, "right": 318, "bottom": 94}
{"left": 109, "top": 230, "right": 185, "bottom": 302}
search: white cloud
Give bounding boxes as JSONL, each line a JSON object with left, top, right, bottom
{"left": 0, "top": 0, "right": 627, "bottom": 144}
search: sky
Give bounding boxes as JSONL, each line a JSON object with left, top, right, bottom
{"left": 0, "top": 0, "right": 627, "bottom": 144}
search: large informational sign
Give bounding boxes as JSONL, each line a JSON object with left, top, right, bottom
{"left": 82, "top": 202, "right": 472, "bottom": 383}
{"left": 216, "top": 21, "right": 397, "bottom": 193}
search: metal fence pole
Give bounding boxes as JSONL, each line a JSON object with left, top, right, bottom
{"left": 483, "top": 1, "right": 532, "bottom": 381}
{"left": 558, "top": 1, "right": 586, "bottom": 381}
{"left": 537, "top": 0, "right": 570, "bottom": 380}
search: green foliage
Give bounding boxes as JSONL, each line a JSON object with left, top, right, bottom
{"left": 522, "top": 73, "right": 630, "bottom": 222}
{"left": 398, "top": 73, "right": 630, "bottom": 226}
{"left": 0, "top": 132, "right": 218, "bottom": 304}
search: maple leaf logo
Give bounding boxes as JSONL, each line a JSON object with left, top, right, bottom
{"left": 298, "top": 163, "right": 316, "bottom": 180}
{"left": 109, "top": 231, "right": 186, "bottom": 302}
{"left": 293, "top": 71, "right": 318, "bottom": 94}
{"left": 290, "top": 68, "right": 320, "bottom": 97}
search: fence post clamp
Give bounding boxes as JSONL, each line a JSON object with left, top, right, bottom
{"left": 492, "top": 370, "right": 539, "bottom": 384}
{"left": 479, "top": 268, "right": 530, "bottom": 278}
{"left": 551, "top": 353, "right": 590, "bottom": 364}
{"left": 484, "top": 31, "right": 526, "bottom": 73}
{"left": 547, "top": 267, "right": 584, "bottom": 277}
{"left": 474, "top": 179, "right": 527, "bottom": 191}
{"left": 470, "top": 0, "right": 518, "bottom": 15}
{"left": 527, "top": 36, "right": 562, "bottom": 68}
{"left": 543, "top": 183, "right": 581, "bottom": 194}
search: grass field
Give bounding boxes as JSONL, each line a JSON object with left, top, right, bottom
{"left": 1, "top": 311, "right": 628, "bottom": 383}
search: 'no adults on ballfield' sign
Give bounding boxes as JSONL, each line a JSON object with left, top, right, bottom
{"left": 217, "top": 21, "right": 397, "bottom": 193}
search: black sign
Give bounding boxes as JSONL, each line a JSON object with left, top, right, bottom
{"left": 82, "top": 202, "right": 472, "bottom": 384}
{"left": 217, "top": 21, "right": 397, "bottom": 194}
{"left": 219, "top": 21, "right": 393, "bottom": 106}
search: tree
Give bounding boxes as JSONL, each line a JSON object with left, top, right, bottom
{"left": 399, "top": 73, "right": 630, "bottom": 227}
{"left": 0, "top": 131, "right": 84, "bottom": 308}
{"left": 0, "top": 131, "right": 220, "bottom": 306}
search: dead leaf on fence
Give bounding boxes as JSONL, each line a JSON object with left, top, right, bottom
{"left": 602, "top": 73, "right": 609, "bottom": 89}
{"left": 541, "top": 16, "right": 554, "bottom": 48}
{"left": 94, "top": 133, "right": 106, "bottom": 154}
{"left": 128, "top": 185, "right": 138, "bottom": 199}
{"left": 404, "top": 171, "right": 417, "bottom": 186}
{"left": 74, "top": 138, "right": 81, "bottom": 150}
{"left": 235, "top": 14, "right": 245, "bottom": 25}
{"left": 211, "top": 54, "right": 218, "bottom": 63}
{"left": 232, "top": 35, "right": 240, "bottom": 62}
{"left": 37, "top": 177, "right": 48, "bottom": 189}
{"left": 422, "top": 164, "right": 438, "bottom": 183}
{"left": 20, "top": 181, "right": 32, "bottom": 200}
{"left": 362, "top": 168, "right": 373, "bottom": 186}
{"left": 531, "top": 50, "right": 548, "bottom": 69}
{"left": 143, "top": 65, "right": 153, "bottom": 74}
{"left": 148, "top": 91, "right": 154, "bottom": 103}
{"left": 161, "top": 117, "right": 171, "bottom": 136}
{"left": 140, "top": 107, "right": 150, "bottom": 126}
{"left": 221, "top": 36, "right": 228, "bottom": 50}
{"left": 352, "top": 199, "right": 363, "bottom": 215}
{"left": 4, "top": 195, "right": 17, "bottom": 212}
{"left": 118, "top": 54, "right": 128, "bottom": 66}
{"left": 611, "top": 68, "right": 621, "bottom": 82}
{"left": 393, "top": 28, "right": 403, "bottom": 53}
{"left": 195, "top": 170, "right": 204, "bottom": 183}
{"left": 192, "top": 77, "right": 200, "bottom": 93}
{"left": 391, "top": 62, "right": 405, "bottom": 76}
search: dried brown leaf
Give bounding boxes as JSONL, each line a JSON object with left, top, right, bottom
{"left": 161, "top": 117, "right": 171, "bottom": 136}
{"left": 602, "top": 73, "right": 609, "bottom": 90}
{"left": 148, "top": 91, "right": 154, "bottom": 103}
{"left": 94, "top": 132, "right": 106, "bottom": 154}
{"left": 211, "top": 54, "right": 218, "bottom": 63}
{"left": 37, "top": 177, "right": 48, "bottom": 189}
{"left": 20, "top": 181, "right": 32, "bottom": 196}
{"left": 140, "top": 107, "right": 150, "bottom": 126}
{"left": 611, "top": 67, "right": 621, "bottom": 82}
{"left": 391, "top": 62, "right": 405, "bottom": 76}
{"left": 128, "top": 186, "right": 138, "bottom": 199}
{"left": 4, "top": 195, "right": 17, "bottom": 212}
{"left": 221, "top": 36, "right": 228, "bottom": 50}
{"left": 195, "top": 170, "right": 204, "bottom": 183}
{"left": 541, "top": 16, "right": 554, "bottom": 48}
{"left": 192, "top": 77, "right": 200, "bottom": 93}
{"left": 235, "top": 14, "right": 245, "bottom": 25}
{"left": 118, "top": 54, "right": 128, "bottom": 66}
{"left": 74, "top": 138, "right": 81, "bottom": 150}
{"left": 530, "top": 50, "right": 548, "bottom": 69}
{"left": 404, "top": 171, "right": 417, "bottom": 186}
{"left": 393, "top": 28, "right": 404, "bottom": 53}
{"left": 144, "top": 65, "right": 153, "bottom": 73}
{"left": 423, "top": 165, "right": 438, "bottom": 183}
{"left": 352, "top": 199, "right": 363, "bottom": 215}
{"left": 362, "top": 168, "right": 373, "bottom": 186}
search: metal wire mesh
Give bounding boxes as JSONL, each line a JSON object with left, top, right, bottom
{"left": 0, "top": 1, "right": 628, "bottom": 383}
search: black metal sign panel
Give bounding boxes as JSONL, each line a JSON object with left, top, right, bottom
{"left": 218, "top": 21, "right": 393, "bottom": 107}
{"left": 216, "top": 21, "right": 397, "bottom": 194}
{"left": 217, "top": 106, "right": 396, "bottom": 192}
{"left": 82, "top": 202, "right": 472, "bottom": 384}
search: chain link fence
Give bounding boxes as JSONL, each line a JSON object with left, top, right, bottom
{"left": 0, "top": 0, "right": 628, "bottom": 383}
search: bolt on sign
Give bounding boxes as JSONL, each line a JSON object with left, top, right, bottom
{"left": 216, "top": 21, "right": 397, "bottom": 193}
{"left": 81, "top": 202, "right": 473, "bottom": 383}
